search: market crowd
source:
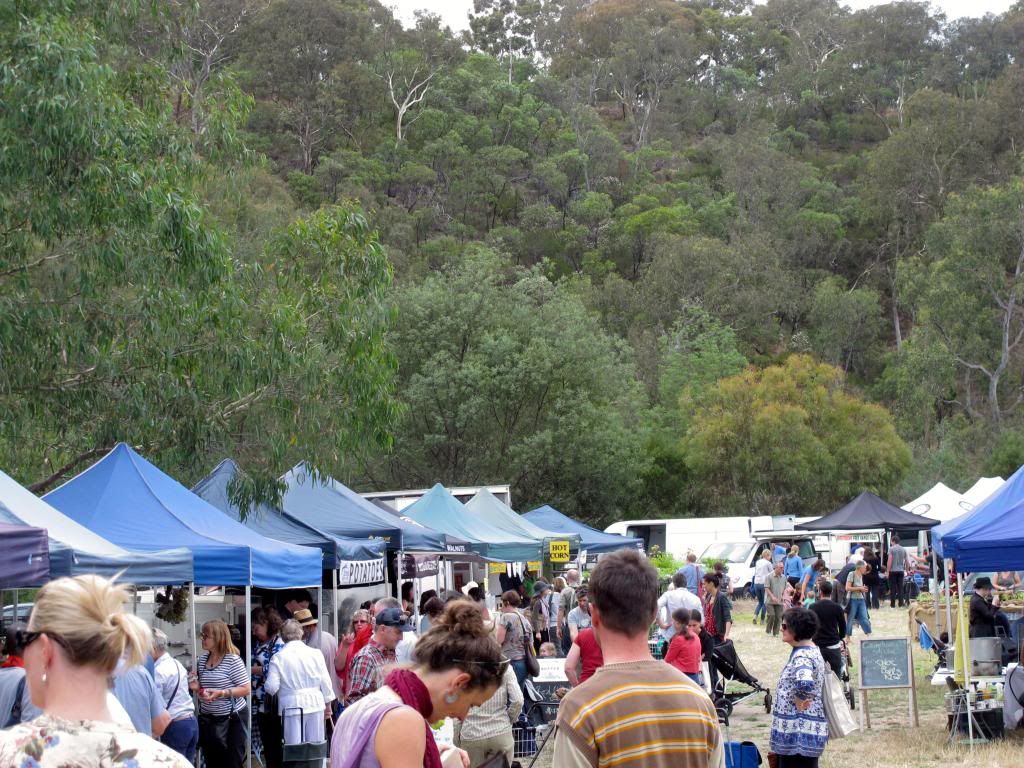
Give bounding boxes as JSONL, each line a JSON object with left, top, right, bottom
{"left": 0, "top": 549, "right": 851, "bottom": 768}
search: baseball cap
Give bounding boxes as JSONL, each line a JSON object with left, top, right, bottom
{"left": 375, "top": 607, "right": 415, "bottom": 632}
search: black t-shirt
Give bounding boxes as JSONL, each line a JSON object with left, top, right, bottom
{"left": 810, "top": 599, "right": 847, "bottom": 647}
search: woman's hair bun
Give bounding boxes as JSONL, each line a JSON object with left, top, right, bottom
{"left": 437, "top": 599, "right": 487, "bottom": 638}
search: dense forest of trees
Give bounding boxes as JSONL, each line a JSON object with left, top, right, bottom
{"left": 5, "top": 0, "right": 1024, "bottom": 525}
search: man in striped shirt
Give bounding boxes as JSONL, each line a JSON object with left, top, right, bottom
{"left": 554, "top": 549, "right": 724, "bottom": 768}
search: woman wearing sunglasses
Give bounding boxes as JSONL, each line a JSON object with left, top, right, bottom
{"left": 769, "top": 607, "right": 829, "bottom": 768}
{"left": 332, "top": 601, "right": 507, "bottom": 768}
{"left": 0, "top": 574, "right": 191, "bottom": 766}
{"left": 336, "top": 609, "right": 372, "bottom": 705}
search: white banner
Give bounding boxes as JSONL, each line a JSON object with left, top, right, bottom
{"left": 337, "top": 558, "right": 386, "bottom": 586}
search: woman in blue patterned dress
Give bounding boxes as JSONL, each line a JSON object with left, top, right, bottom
{"left": 770, "top": 607, "right": 828, "bottom": 768}
{"left": 251, "top": 607, "right": 285, "bottom": 768}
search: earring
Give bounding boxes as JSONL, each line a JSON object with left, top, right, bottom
{"left": 444, "top": 690, "right": 459, "bottom": 705}
{"left": 41, "top": 673, "right": 47, "bottom": 685}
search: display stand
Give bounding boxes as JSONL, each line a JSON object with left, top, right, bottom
{"left": 857, "top": 637, "right": 918, "bottom": 729}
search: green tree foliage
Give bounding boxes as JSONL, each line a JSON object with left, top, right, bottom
{"left": 375, "top": 248, "right": 645, "bottom": 525}
{"left": 684, "top": 355, "right": 911, "bottom": 516}
{"left": 0, "top": 0, "right": 398, "bottom": 503}
{"left": 11, "top": 0, "right": 1024, "bottom": 524}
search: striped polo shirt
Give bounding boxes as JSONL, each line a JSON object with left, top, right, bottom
{"left": 555, "top": 660, "right": 722, "bottom": 768}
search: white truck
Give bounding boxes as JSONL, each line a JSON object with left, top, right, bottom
{"left": 604, "top": 516, "right": 777, "bottom": 562}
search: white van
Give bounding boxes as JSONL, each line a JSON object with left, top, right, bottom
{"left": 604, "top": 516, "right": 777, "bottom": 563}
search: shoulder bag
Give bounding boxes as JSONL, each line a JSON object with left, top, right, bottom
{"left": 822, "top": 669, "right": 858, "bottom": 738}
{"left": 519, "top": 614, "right": 540, "bottom": 678}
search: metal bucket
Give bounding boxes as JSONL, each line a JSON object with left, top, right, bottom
{"left": 970, "top": 637, "right": 1002, "bottom": 676}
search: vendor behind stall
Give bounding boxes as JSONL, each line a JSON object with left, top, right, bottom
{"left": 969, "top": 577, "right": 1012, "bottom": 638}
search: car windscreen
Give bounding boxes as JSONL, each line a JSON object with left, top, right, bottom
{"left": 702, "top": 542, "right": 754, "bottom": 563}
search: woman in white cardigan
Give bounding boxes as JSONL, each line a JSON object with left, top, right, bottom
{"left": 264, "top": 619, "right": 335, "bottom": 750}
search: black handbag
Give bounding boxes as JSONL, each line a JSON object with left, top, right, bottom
{"left": 519, "top": 615, "right": 540, "bottom": 678}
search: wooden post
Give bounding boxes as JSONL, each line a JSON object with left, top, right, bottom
{"left": 909, "top": 641, "right": 919, "bottom": 726}
{"left": 860, "top": 688, "right": 870, "bottom": 730}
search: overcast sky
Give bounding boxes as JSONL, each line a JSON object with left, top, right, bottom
{"left": 389, "top": 0, "right": 1016, "bottom": 31}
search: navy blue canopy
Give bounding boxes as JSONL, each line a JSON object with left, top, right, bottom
{"left": 281, "top": 465, "right": 471, "bottom": 554}
{"left": 0, "top": 521, "right": 50, "bottom": 588}
{"left": 0, "top": 467, "right": 194, "bottom": 584}
{"left": 524, "top": 505, "right": 643, "bottom": 554}
{"left": 44, "top": 444, "right": 322, "bottom": 588}
{"left": 193, "top": 459, "right": 387, "bottom": 571}
{"left": 933, "top": 463, "right": 1024, "bottom": 570}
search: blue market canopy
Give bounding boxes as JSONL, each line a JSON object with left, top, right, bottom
{"left": 465, "top": 489, "right": 580, "bottom": 550}
{"left": 523, "top": 505, "right": 643, "bottom": 554}
{"left": 403, "top": 484, "right": 542, "bottom": 562}
{"left": 932, "top": 463, "right": 1024, "bottom": 570}
{"left": 282, "top": 465, "right": 471, "bottom": 554}
{"left": 0, "top": 468, "right": 194, "bottom": 584}
{"left": 0, "top": 521, "right": 50, "bottom": 588}
{"left": 193, "top": 459, "right": 386, "bottom": 576}
{"left": 44, "top": 444, "right": 321, "bottom": 588}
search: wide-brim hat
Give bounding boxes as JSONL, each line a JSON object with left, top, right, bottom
{"left": 533, "top": 580, "right": 550, "bottom": 596}
{"left": 293, "top": 608, "right": 317, "bottom": 627}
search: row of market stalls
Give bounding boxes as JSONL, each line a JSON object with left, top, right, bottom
{"left": 0, "top": 442, "right": 641, "bottom": 764}
{"left": 1, "top": 443, "right": 642, "bottom": 614}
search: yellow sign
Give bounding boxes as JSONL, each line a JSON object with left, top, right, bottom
{"left": 548, "top": 541, "right": 570, "bottom": 562}
{"left": 527, "top": 561, "right": 542, "bottom": 572}
{"left": 488, "top": 562, "right": 506, "bottom": 574}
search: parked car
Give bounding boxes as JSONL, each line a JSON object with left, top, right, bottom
{"left": 701, "top": 535, "right": 821, "bottom": 598}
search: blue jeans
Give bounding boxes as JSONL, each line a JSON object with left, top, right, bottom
{"left": 846, "top": 599, "right": 872, "bottom": 637}
{"left": 161, "top": 716, "right": 198, "bottom": 765}
{"left": 685, "top": 672, "right": 703, "bottom": 686}
{"left": 753, "top": 584, "right": 766, "bottom": 619}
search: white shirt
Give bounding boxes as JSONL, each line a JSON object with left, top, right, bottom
{"left": 153, "top": 652, "right": 195, "bottom": 720}
{"left": 656, "top": 587, "right": 703, "bottom": 640}
{"left": 265, "top": 640, "right": 336, "bottom": 715}
{"left": 396, "top": 631, "right": 418, "bottom": 663}
{"left": 754, "top": 558, "right": 774, "bottom": 586}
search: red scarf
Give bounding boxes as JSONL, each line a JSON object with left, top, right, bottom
{"left": 385, "top": 668, "right": 442, "bottom": 768}
{"left": 1, "top": 656, "right": 24, "bottom": 668}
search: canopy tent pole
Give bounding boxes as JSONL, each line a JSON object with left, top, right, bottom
{"left": 943, "top": 560, "right": 954, "bottom": 659}
{"left": 397, "top": 549, "right": 405, "bottom": 602}
{"left": 189, "top": 583, "right": 198, "bottom": 672}
{"left": 333, "top": 569, "right": 339, "bottom": 643}
{"left": 245, "top": 585, "right": 253, "bottom": 768}
{"left": 956, "top": 575, "right": 974, "bottom": 746}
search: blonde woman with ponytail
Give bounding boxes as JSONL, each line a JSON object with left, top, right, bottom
{"left": 0, "top": 574, "right": 190, "bottom": 766}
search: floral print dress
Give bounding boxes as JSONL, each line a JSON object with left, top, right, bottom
{"left": 769, "top": 645, "right": 828, "bottom": 758}
{"left": 251, "top": 634, "right": 285, "bottom": 757}
{"left": 0, "top": 714, "right": 192, "bottom": 767}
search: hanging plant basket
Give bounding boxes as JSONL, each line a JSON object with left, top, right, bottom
{"left": 154, "top": 585, "right": 190, "bottom": 625}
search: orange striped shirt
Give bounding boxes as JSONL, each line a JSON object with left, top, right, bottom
{"left": 555, "top": 661, "right": 723, "bottom": 768}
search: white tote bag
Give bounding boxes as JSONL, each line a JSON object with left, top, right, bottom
{"left": 822, "top": 671, "right": 858, "bottom": 739}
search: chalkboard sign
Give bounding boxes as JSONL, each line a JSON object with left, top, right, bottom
{"left": 859, "top": 637, "right": 912, "bottom": 689}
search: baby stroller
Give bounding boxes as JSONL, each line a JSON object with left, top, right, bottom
{"left": 709, "top": 640, "right": 771, "bottom": 721}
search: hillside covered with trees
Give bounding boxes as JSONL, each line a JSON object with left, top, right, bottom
{"left": 5, "top": 0, "right": 1024, "bottom": 525}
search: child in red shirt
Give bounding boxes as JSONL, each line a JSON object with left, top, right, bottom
{"left": 565, "top": 627, "right": 604, "bottom": 686}
{"left": 664, "top": 608, "right": 703, "bottom": 686}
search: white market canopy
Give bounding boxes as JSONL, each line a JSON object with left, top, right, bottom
{"left": 902, "top": 482, "right": 968, "bottom": 523}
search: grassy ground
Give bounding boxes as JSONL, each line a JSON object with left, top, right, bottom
{"left": 529, "top": 600, "right": 1024, "bottom": 768}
